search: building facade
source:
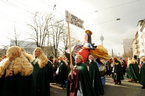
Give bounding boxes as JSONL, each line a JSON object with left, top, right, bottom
{"left": 132, "top": 19, "right": 145, "bottom": 57}
{"left": 123, "top": 39, "right": 133, "bottom": 57}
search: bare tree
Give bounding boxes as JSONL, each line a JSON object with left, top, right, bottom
{"left": 28, "top": 12, "right": 54, "bottom": 47}
{"left": 60, "top": 28, "right": 82, "bottom": 54}
{"left": 9, "top": 24, "right": 21, "bottom": 46}
{"left": 50, "top": 19, "right": 64, "bottom": 57}
{"left": 60, "top": 26, "right": 68, "bottom": 52}
{"left": 28, "top": 12, "right": 80, "bottom": 57}
{"left": 14, "top": 25, "right": 18, "bottom": 46}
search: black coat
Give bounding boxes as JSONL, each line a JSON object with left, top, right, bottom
{"left": 89, "top": 61, "right": 104, "bottom": 95}
{"left": 31, "top": 60, "right": 53, "bottom": 96}
{"left": 0, "top": 74, "right": 32, "bottom": 96}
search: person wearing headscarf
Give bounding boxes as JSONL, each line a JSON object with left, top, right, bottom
{"left": 31, "top": 47, "right": 53, "bottom": 96}
{"left": 68, "top": 55, "right": 96, "bottom": 96}
{"left": 0, "top": 46, "right": 33, "bottom": 96}
{"left": 88, "top": 55, "right": 104, "bottom": 96}
{"left": 139, "top": 56, "right": 145, "bottom": 89}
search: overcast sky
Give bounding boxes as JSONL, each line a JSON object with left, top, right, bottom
{"left": 0, "top": 0, "right": 145, "bottom": 56}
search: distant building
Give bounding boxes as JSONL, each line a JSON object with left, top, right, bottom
{"left": 10, "top": 40, "right": 56, "bottom": 57}
{"left": 123, "top": 39, "right": 133, "bottom": 57}
{"left": 132, "top": 32, "right": 140, "bottom": 56}
{"left": 132, "top": 19, "right": 145, "bottom": 57}
{"left": 10, "top": 40, "right": 37, "bottom": 54}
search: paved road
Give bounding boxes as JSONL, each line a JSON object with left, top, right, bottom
{"left": 50, "top": 76, "right": 145, "bottom": 96}
{"left": 104, "top": 76, "right": 145, "bottom": 96}
{"left": 50, "top": 84, "right": 67, "bottom": 96}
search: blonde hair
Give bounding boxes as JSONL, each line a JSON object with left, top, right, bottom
{"left": 21, "top": 48, "right": 33, "bottom": 62}
{"left": 6, "top": 46, "right": 21, "bottom": 60}
{"left": 128, "top": 58, "right": 135, "bottom": 65}
{"left": 58, "top": 56, "right": 68, "bottom": 65}
{"left": 89, "top": 55, "right": 95, "bottom": 60}
{"left": 58, "top": 56, "right": 63, "bottom": 61}
{"left": 33, "top": 47, "right": 48, "bottom": 68}
{"left": 141, "top": 56, "right": 145, "bottom": 63}
{"left": 75, "top": 55, "right": 84, "bottom": 62}
{"left": 0, "top": 46, "right": 33, "bottom": 78}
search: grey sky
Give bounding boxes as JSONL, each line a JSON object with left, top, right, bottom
{"left": 78, "top": 0, "right": 145, "bottom": 55}
{"left": 0, "top": 0, "right": 145, "bottom": 56}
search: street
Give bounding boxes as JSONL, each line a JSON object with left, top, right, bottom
{"left": 50, "top": 84, "right": 67, "bottom": 96}
{"left": 104, "top": 76, "right": 145, "bottom": 96}
{"left": 50, "top": 76, "right": 145, "bottom": 96}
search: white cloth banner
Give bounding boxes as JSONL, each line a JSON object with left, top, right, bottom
{"left": 65, "top": 10, "right": 84, "bottom": 29}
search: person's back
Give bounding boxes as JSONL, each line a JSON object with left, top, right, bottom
{"left": 127, "top": 58, "right": 139, "bottom": 82}
{"left": 0, "top": 46, "right": 33, "bottom": 96}
{"left": 88, "top": 55, "right": 104, "bottom": 96}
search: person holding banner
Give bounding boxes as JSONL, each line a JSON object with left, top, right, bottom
{"left": 68, "top": 55, "right": 96, "bottom": 96}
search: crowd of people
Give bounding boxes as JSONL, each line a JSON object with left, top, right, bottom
{"left": 0, "top": 46, "right": 53, "bottom": 96}
{"left": 105, "top": 55, "right": 145, "bottom": 89}
{"left": 0, "top": 46, "right": 145, "bottom": 96}
{"left": 0, "top": 29, "right": 145, "bottom": 96}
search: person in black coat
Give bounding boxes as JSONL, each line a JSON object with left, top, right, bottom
{"left": 31, "top": 47, "right": 53, "bottom": 96}
{"left": 0, "top": 46, "right": 33, "bottom": 96}
{"left": 57, "top": 56, "right": 68, "bottom": 88}
{"left": 88, "top": 55, "right": 104, "bottom": 96}
{"left": 139, "top": 56, "right": 145, "bottom": 89}
{"left": 112, "top": 57, "right": 123, "bottom": 85}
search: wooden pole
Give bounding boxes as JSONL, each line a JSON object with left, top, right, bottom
{"left": 67, "top": 14, "right": 74, "bottom": 79}
{"left": 67, "top": 21, "right": 73, "bottom": 67}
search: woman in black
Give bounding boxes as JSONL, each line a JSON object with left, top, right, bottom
{"left": 31, "top": 47, "right": 53, "bottom": 96}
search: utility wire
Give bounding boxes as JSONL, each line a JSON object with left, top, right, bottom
{"left": 95, "top": 0, "right": 140, "bottom": 12}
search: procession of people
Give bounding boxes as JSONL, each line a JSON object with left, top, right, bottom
{"left": 0, "top": 29, "right": 145, "bottom": 96}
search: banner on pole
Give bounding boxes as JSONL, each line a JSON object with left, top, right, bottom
{"left": 65, "top": 11, "right": 84, "bottom": 29}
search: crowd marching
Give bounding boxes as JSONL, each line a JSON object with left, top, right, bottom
{"left": 0, "top": 30, "right": 145, "bottom": 96}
